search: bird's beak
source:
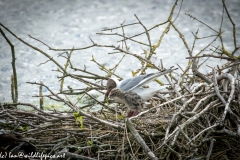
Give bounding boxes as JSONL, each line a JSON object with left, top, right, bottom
{"left": 104, "top": 89, "right": 111, "bottom": 102}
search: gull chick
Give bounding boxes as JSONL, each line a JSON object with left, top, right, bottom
{"left": 109, "top": 88, "right": 144, "bottom": 117}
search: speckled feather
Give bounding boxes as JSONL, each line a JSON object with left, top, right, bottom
{"left": 124, "top": 91, "right": 144, "bottom": 111}
{"left": 109, "top": 88, "right": 144, "bottom": 116}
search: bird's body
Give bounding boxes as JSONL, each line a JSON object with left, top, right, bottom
{"left": 105, "top": 67, "right": 177, "bottom": 117}
{"left": 105, "top": 67, "right": 175, "bottom": 102}
{"left": 109, "top": 88, "right": 144, "bottom": 117}
{"left": 108, "top": 77, "right": 160, "bottom": 102}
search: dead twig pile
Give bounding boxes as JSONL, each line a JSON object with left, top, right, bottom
{"left": 0, "top": 0, "right": 240, "bottom": 159}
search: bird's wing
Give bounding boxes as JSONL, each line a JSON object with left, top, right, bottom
{"left": 126, "top": 67, "right": 176, "bottom": 92}
{"left": 119, "top": 78, "right": 131, "bottom": 91}
{"left": 119, "top": 75, "right": 151, "bottom": 91}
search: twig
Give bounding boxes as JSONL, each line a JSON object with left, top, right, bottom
{"left": 126, "top": 119, "right": 157, "bottom": 160}
{"left": 0, "top": 23, "right": 66, "bottom": 73}
{"left": 186, "top": 54, "right": 237, "bottom": 61}
{"left": 0, "top": 27, "right": 18, "bottom": 102}
{"left": 206, "top": 138, "right": 215, "bottom": 160}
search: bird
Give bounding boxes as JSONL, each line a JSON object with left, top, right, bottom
{"left": 105, "top": 67, "right": 176, "bottom": 102}
{"left": 109, "top": 88, "right": 144, "bottom": 117}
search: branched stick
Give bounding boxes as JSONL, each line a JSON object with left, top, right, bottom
{"left": 0, "top": 27, "right": 18, "bottom": 102}
{"left": 26, "top": 81, "right": 124, "bottom": 129}
{"left": 0, "top": 23, "right": 66, "bottom": 73}
{"left": 126, "top": 119, "right": 157, "bottom": 160}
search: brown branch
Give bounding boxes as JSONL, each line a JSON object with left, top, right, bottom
{"left": 0, "top": 23, "right": 66, "bottom": 73}
{"left": 0, "top": 27, "right": 18, "bottom": 103}
{"left": 126, "top": 119, "right": 157, "bottom": 160}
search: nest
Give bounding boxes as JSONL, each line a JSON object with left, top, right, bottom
{"left": 1, "top": 73, "right": 240, "bottom": 159}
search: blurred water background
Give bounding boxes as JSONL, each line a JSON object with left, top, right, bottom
{"left": 0, "top": 0, "right": 239, "bottom": 104}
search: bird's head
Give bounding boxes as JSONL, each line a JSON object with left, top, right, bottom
{"left": 109, "top": 88, "right": 122, "bottom": 99}
{"left": 104, "top": 78, "right": 117, "bottom": 102}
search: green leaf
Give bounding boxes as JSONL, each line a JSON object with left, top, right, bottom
{"left": 87, "top": 140, "right": 93, "bottom": 146}
{"left": 22, "top": 125, "right": 29, "bottom": 131}
{"left": 73, "top": 112, "right": 79, "bottom": 118}
{"left": 73, "top": 112, "right": 83, "bottom": 130}
{"left": 118, "top": 114, "right": 125, "bottom": 120}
